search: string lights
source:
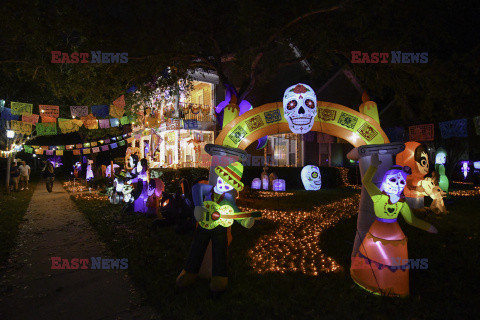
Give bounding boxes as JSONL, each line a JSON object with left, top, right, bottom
{"left": 257, "top": 191, "right": 295, "bottom": 198}
{"left": 449, "top": 187, "right": 480, "bottom": 197}
{"left": 73, "top": 193, "right": 109, "bottom": 201}
{"left": 337, "top": 167, "right": 361, "bottom": 189}
{"left": 243, "top": 194, "right": 361, "bottom": 276}
{"left": 63, "top": 180, "right": 87, "bottom": 193}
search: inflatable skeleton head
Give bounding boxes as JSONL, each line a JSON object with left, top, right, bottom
{"left": 380, "top": 167, "right": 409, "bottom": 196}
{"left": 301, "top": 165, "right": 322, "bottom": 190}
{"left": 283, "top": 83, "right": 317, "bottom": 134}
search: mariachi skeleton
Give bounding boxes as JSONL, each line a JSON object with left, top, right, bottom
{"left": 301, "top": 165, "right": 322, "bottom": 190}
{"left": 176, "top": 162, "right": 261, "bottom": 295}
{"left": 283, "top": 83, "right": 317, "bottom": 134}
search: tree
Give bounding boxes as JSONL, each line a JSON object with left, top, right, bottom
{"left": 1, "top": 0, "right": 478, "bottom": 124}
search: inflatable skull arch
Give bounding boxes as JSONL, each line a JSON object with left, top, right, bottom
{"left": 301, "top": 165, "right": 322, "bottom": 190}
{"left": 283, "top": 83, "right": 317, "bottom": 134}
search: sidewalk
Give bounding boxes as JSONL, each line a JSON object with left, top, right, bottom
{"left": 0, "top": 180, "right": 157, "bottom": 319}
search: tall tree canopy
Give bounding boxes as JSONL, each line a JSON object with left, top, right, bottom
{"left": 1, "top": 0, "right": 478, "bottom": 126}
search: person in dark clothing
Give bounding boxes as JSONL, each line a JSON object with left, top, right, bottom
{"left": 43, "top": 161, "right": 55, "bottom": 192}
{"left": 10, "top": 161, "right": 20, "bottom": 192}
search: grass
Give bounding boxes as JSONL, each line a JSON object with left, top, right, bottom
{"left": 0, "top": 179, "right": 38, "bottom": 266}
{"left": 70, "top": 185, "right": 480, "bottom": 320}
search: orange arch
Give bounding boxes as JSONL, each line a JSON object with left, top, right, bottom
{"left": 215, "top": 101, "right": 390, "bottom": 149}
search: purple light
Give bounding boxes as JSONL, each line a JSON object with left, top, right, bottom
{"left": 47, "top": 156, "right": 63, "bottom": 168}
{"left": 272, "top": 179, "right": 286, "bottom": 191}
{"left": 461, "top": 161, "right": 470, "bottom": 179}
{"left": 251, "top": 178, "right": 261, "bottom": 190}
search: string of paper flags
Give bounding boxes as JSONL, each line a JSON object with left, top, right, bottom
{"left": 385, "top": 117, "right": 480, "bottom": 142}
{"left": 20, "top": 132, "right": 134, "bottom": 157}
{"left": 0, "top": 95, "right": 136, "bottom": 136}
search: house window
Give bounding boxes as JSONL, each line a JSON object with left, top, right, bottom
{"left": 197, "top": 90, "right": 204, "bottom": 105}
{"left": 267, "top": 134, "right": 299, "bottom": 167}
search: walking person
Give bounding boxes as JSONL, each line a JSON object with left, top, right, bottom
{"left": 18, "top": 161, "right": 31, "bottom": 190}
{"left": 43, "top": 161, "right": 55, "bottom": 192}
{"left": 10, "top": 161, "right": 20, "bottom": 192}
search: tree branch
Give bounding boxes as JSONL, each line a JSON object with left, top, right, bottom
{"left": 239, "top": 0, "right": 349, "bottom": 101}
{"left": 0, "top": 60, "right": 30, "bottom": 64}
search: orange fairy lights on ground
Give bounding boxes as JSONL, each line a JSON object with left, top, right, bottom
{"left": 337, "top": 167, "right": 361, "bottom": 189}
{"left": 243, "top": 194, "right": 361, "bottom": 276}
{"left": 73, "top": 193, "right": 109, "bottom": 201}
{"left": 257, "top": 191, "right": 295, "bottom": 198}
{"left": 63, "top": 180, "right": 87, "bottom": 193}
{"left": 449, "top": 187, "right": 480, "bottom": 197}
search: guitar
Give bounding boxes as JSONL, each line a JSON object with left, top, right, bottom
{"left": 199, "top": 201, "right": 262, "bottom": 230}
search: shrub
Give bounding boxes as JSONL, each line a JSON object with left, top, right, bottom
{"left": 150, "top": 168, "right": 209, "bottom": 193}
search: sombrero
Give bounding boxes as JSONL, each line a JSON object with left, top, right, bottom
{"left": 214, "top": 161, "right": 244, "bottom": 191}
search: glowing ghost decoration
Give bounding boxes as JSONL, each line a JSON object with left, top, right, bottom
{"left": 262, "top": 175, "right": 269, "bottom": 190}
{"left": 283, "top": 83, "right": 317, "bottom": 134}
{"left": 251, "top": 178, "right": 261, "bottom": 190}
{"left": 301, "top": 165, "right": 322, "bottom": 190}
{"left": 434, "top": 148, "right": 449, "bottom": 194}
{"left": 461, "top": 161, "right": 470, "bottom": 179}
{"left": 272, "top": 179, "right": 286, "bottom": 191}
{"left": 86, "top": 160, "right": 94, "bottom": 181}
{"left": 435, "top": 149, "right": 446, "bottom": 165}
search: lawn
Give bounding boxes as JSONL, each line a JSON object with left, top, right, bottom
{"left": 0, "top": 179, "right": 38, "bottom": 266}
{"left": 70, "top": 185, "right": 480, "bottom": 320}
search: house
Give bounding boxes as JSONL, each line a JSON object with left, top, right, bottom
{"left": 130, "top": 70, "right": 221, "bottom": 168}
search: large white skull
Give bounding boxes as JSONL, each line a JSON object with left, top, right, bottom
{"left": 301, "top": 165, "right": 322, "bottom": 190}
{"left": 283, "top": 83, "right": 317, "bottom": 134}
{"left": 382, "top": 172, "right": 407, "bottom": 196}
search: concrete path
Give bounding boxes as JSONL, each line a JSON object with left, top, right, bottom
{"left": 0, "top": 180, "right": 158, "bottom": 319}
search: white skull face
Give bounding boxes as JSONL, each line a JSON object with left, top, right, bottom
{"left": 214, "top": 177, "right": 234, "bottom": 193}
{"left": 382, "top": 172, "right": 406, "bottom": 196}
{"left": 301, "top": 165, "right": 321, "bottom": 190}
{"left": 283, "top": 83, "right": 317, "bottom": 134}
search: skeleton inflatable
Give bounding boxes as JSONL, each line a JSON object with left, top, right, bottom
{"left": 301, "top": 165, "right": 322, "bottom": 190}
{"left": 283, "top": 83, "right": 317, "bottom": 134}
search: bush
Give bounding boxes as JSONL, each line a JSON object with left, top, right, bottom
{"left": 150, "top": 167, "right": 209, "bottom": 193}
{"left": 88, "top": 176, "right": 111, "bottom": 189}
